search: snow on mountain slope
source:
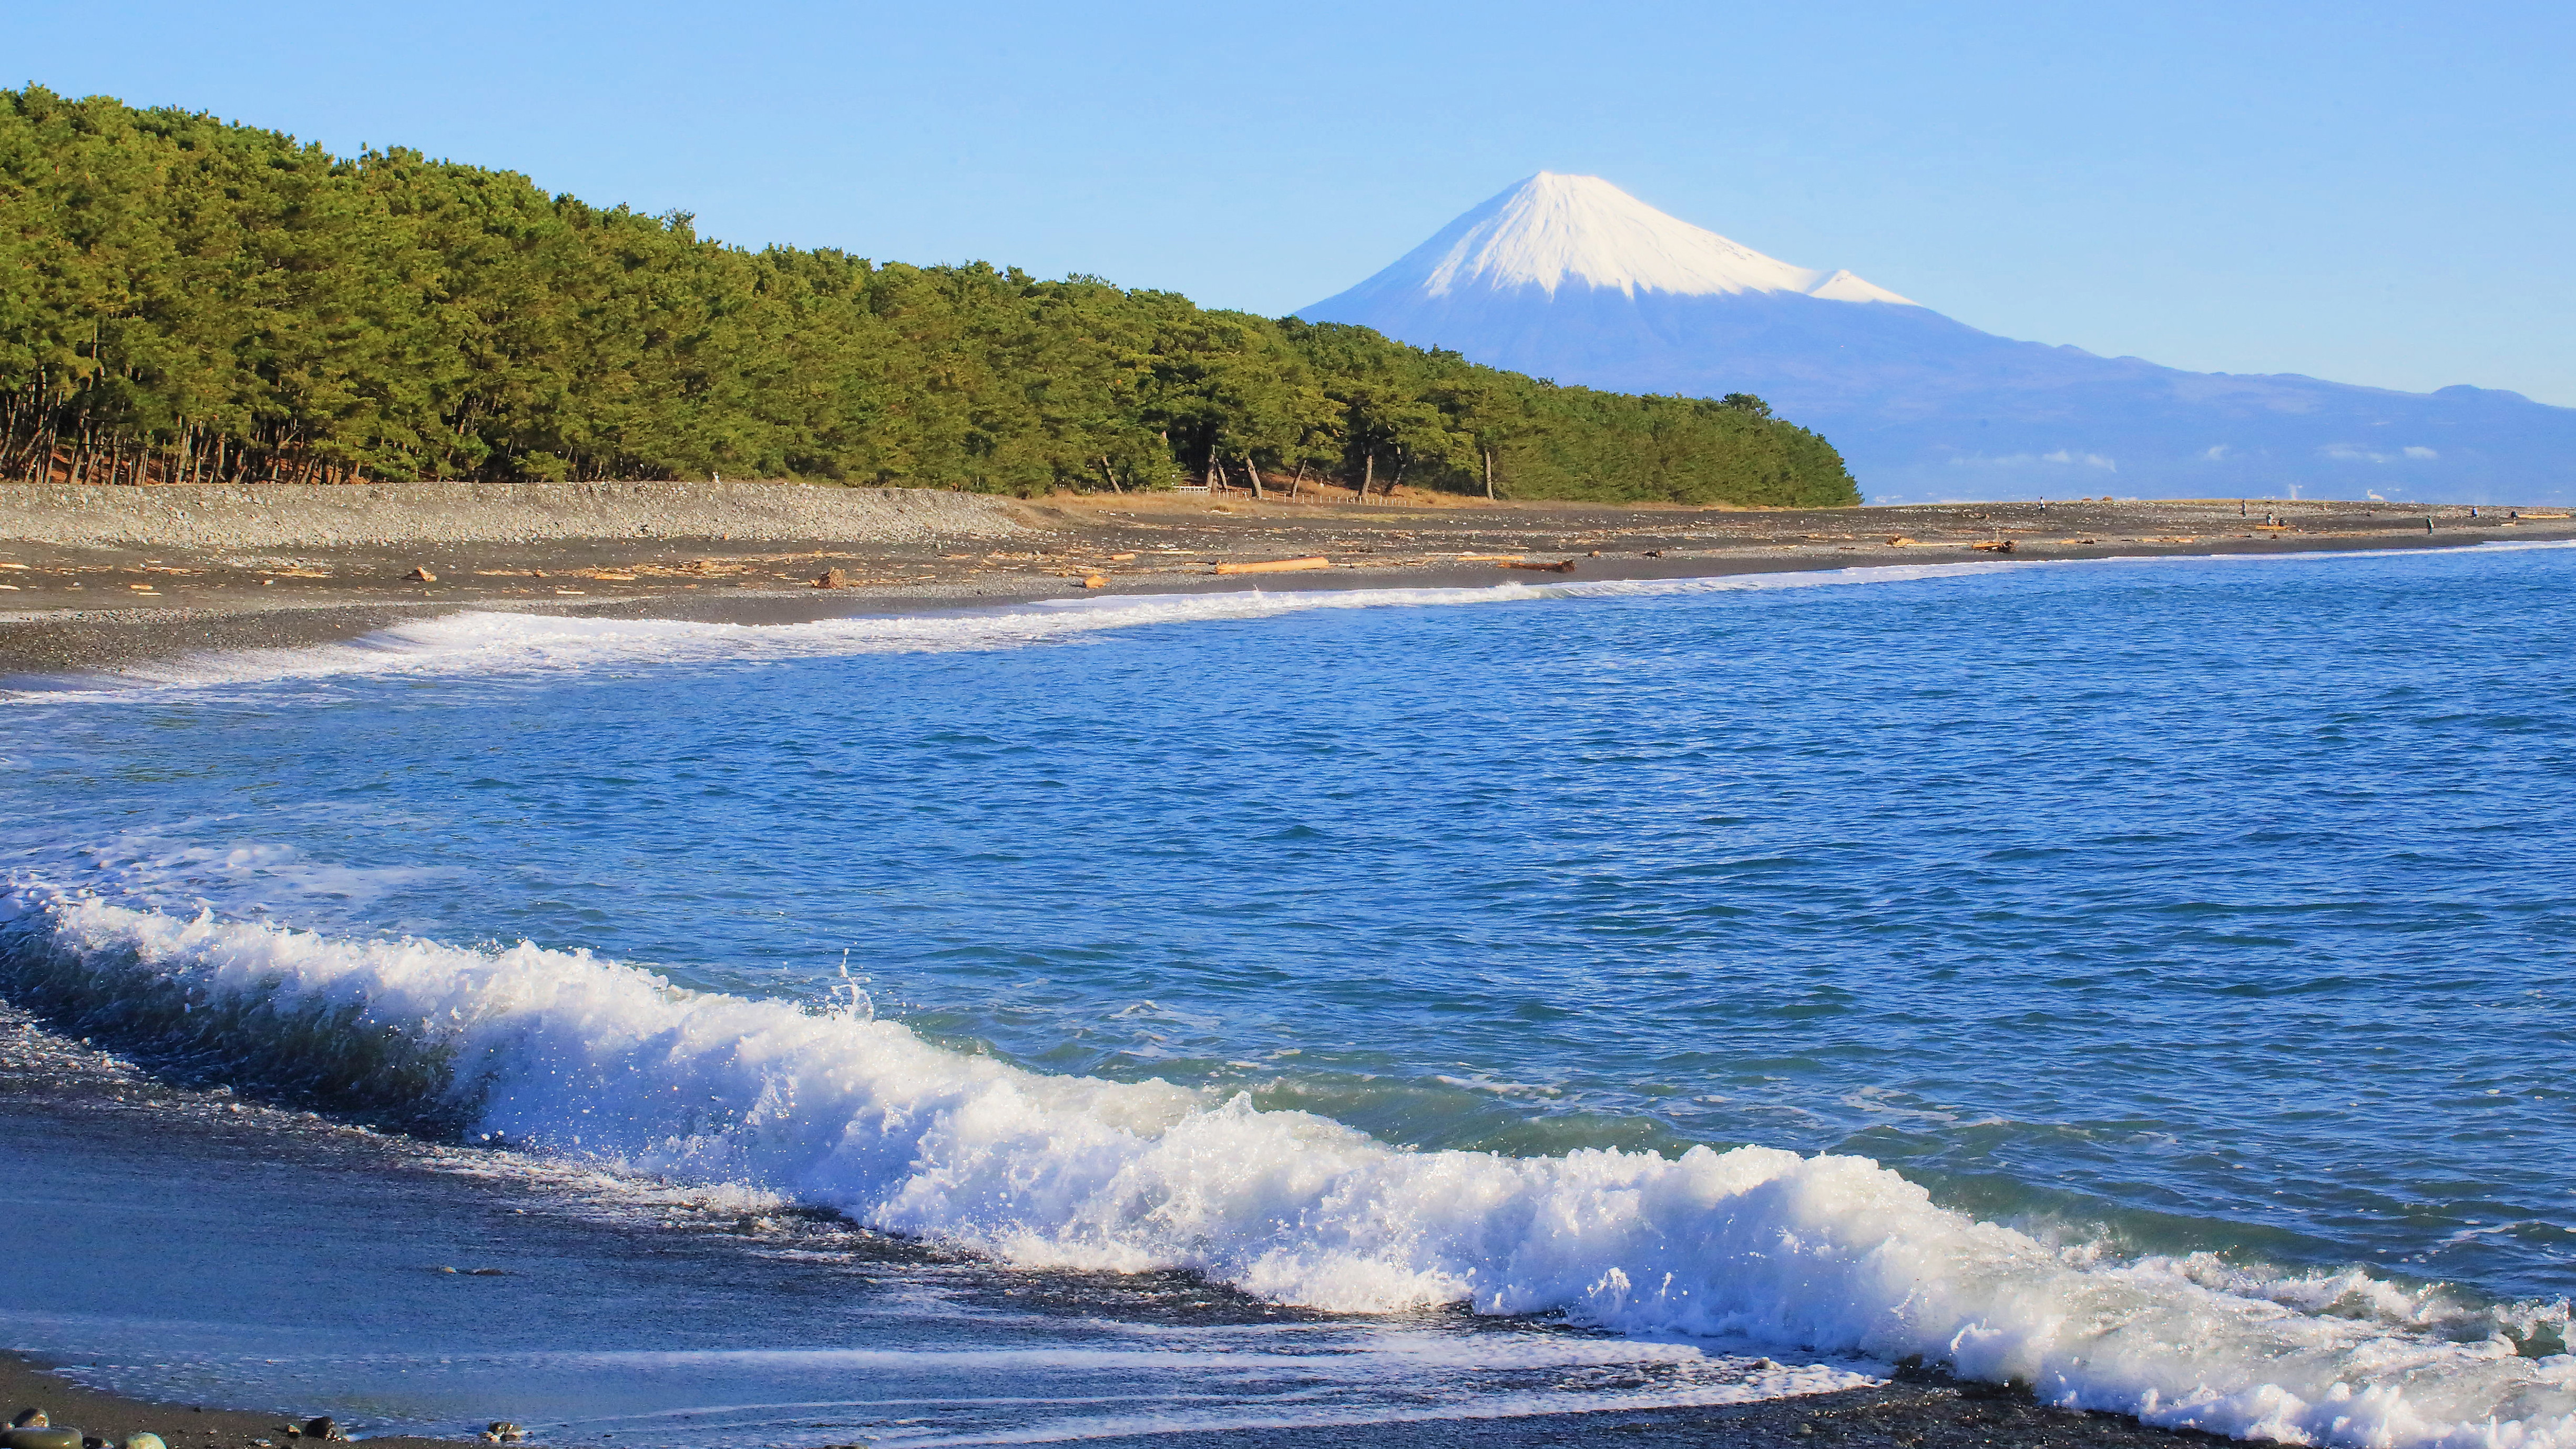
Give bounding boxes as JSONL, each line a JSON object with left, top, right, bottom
{"left": 1300, "top": 176, "right": 2576, "bottom": 504}
{"left": 1377, "top": 172, "right": 1914, "bottom": 303}
{"left": 1803, "top": 268, "right": 1913, "bottom": 304}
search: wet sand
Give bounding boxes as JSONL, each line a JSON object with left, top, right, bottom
{"left": 0, "top": 1354, "right": 474, "bottom": 1449}
{"left": 0, "top": 1349, "right": 2211, "bottom": 1449}
{"left": 4, "top": 489, "right": 2566, "bottom": 679}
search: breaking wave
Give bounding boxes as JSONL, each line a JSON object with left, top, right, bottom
{"left": 3, "top": 888, "right": 2569, "bottom": 1448}
{"left": 13, "top": 543, "right": 2576, "bottom": 703}
{"left": 7, "top": 562, "right": 2041, "bottom": 698}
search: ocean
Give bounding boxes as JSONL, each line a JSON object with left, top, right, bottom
{"left": 3, "top": 544, "right": 2571, "bottom": 1446}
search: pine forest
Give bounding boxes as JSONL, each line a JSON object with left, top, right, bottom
{"left": 0, "top": 87, "right": 1858, "bottom": 506}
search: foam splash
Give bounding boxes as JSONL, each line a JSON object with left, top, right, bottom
{"left": 2, "top": 891, "right": 2568, "bottom": 1447}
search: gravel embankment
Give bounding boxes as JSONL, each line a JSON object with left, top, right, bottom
{"left": 0, "top": 481, "right": 1031, "bottom": 549}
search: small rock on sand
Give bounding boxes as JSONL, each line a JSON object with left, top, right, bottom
{"left": 402, "top": 566, "right": 436, "bottom": 583}
{"left": 814, "top": 568, "right": 850, "bottom": 589}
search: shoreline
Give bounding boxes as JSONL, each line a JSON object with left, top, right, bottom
{"left": 0, "top": 1354, "right": 475, "bottom": 1449}
{"left": 0, "top": 1348, "right": 2214, "bottom": 1449}
{"left": 6, "top": 491, "right": 2567, "bottom": 680}
{"left": 0, "top": 995, "right": 2216, "bottom": 1449}
{"left": 2, "top": 486, "right": 2553, "bottom": 1446}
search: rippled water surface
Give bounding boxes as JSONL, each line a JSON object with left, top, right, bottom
{"left": 5, "top": 544, "right": 2574, "bottom": 1445}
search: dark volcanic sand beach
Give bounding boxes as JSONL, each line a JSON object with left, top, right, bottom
{"left": 3, "top": 485, "right": 2566, "bottom": 678}
{"left": 0, "top": 1351, "right": 2215, "bottom": 1449}
{"left": 0, "top": 1355, "right": 472, "bottom": 1449}
{"left": 0, "top": 1351, "right": 458, "bottom": 1444}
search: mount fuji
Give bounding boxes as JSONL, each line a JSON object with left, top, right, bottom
{"left": 1301, "top": 174, "right": 2576, "bottom": 504}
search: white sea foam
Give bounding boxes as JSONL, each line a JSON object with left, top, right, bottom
{"left": 54, "top": 831, "right": 463, "bottom": 914}
{"left": 4, "top": 891, "right": 2569, "bottom": 1448}
{"left": 16, "top": 542, "right": 2573, "bottom": 703}
{"left": 2, "top": 561, "right": 2040, "bottom": 700}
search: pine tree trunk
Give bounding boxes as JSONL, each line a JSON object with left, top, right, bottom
{"left": 35, "top": 407, "right": 60, "bottom": 484}
{"left": 1290, "top": 461, "right": 1307, "bottom": 499}
{"left": 1484, "top": 448, "right": 1494, "bottom": 499}
{"left": 1362, "top": 452, "right": 1374, "bottom": 501}
{"left": 1241, "top": 455, "right": 1265, "bottom": 500}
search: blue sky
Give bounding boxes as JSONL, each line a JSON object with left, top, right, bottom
{"left": 16, "top": 1, "right": 2571, "bottom": 404}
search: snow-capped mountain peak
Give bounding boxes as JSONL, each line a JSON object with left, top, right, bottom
{"left": 1395, "top": 172, "right": 1914, "bottom": 304}
{"left": 1297, "top": 173, "right": 2575, "bottom": 505}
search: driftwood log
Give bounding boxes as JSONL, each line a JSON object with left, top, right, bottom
{"left": 1213, "top": 557, "right": 1332, "bottom": 575}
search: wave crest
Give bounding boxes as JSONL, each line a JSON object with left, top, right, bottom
{"left": 3, "top": 888, "right": 2569, "bottom": 1447}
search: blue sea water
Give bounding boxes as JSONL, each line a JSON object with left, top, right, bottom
{"left": 4, "top": 544, "right": 2573, "bottom": 1446}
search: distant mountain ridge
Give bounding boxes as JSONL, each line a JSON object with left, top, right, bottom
{"left": 1303, "top": 175, "right": 2576, "bottom": 504}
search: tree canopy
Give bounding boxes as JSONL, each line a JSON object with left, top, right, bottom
{"left": 0, "top": 87, "right": 1858, "bottom": 506}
